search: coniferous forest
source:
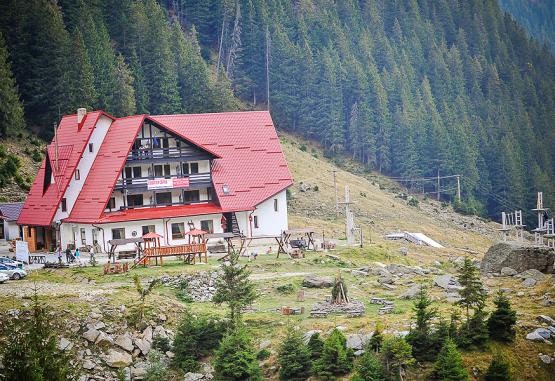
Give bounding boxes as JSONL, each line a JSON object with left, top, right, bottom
{"left": 0, "top": 0, "right": 554, "bottom": 223}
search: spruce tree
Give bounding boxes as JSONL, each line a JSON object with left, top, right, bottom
{"left": 307, "top": 332, "right": 325, "bottom": 361}
{"left": 381, "top": 336, "right": 414, "bottom": 381}
{"left": 213, "top": 327, "right": 262, "bottom": 381}
{"left": 406, "top": 286, "right": 438, "bottom": 362}
{"left": 313, "top": 329, "right": 353, "bottom": 380}
{"left": 368, "top": 324, "right": 384, "bottom": 353}
{"left": 68, "top": 29, "right": 96, "bottom": 111}
{"left": 487, "top": 291, "right": 517, "bottom": 343}
{"left": 351, "top": 351, "right": 386, "bottom": 381}
{"left": 212, "top": 248, "right": 257, "bottom": 325}
{"left": 484, "top": 354, "right": 511, "bottom": 381}
{"left": 0, "top": 293, "right": 79, "bottom": 381}
{"left": 111, "top": 53, "right": 136, "bottom": 116}
{"left": 277, "top": 327, "right": 312, "bottom": 381}
{"left": 0, "top": 31, "right": 24, "bottom": 137}
{"left": 432, "top": 338, "right": 469, "bottom": 381}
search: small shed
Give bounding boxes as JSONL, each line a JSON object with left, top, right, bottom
{"left": 0, "top": 202, "right": 23, "bottom": 241}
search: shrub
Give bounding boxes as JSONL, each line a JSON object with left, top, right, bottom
{"left": 277, "top": 328, "right": 312, "bottom": 381}
{"left": 313, "top": 329, "right": 353, "bottom": 380}
{"left": 300, "top": 144, "right": 307, "bottom": 152}
{"left": 381, "top": 336, "right": 414, "bottom": 381}
{"left": 487, "top": 291, "right": 516, "bottom": 343}
{"left": 368, "top": 325, "right": 383, "bottom": 353}
{"left": 307, "top": 332, "right": 324, "bottom": 361}
{"left": 408, "top": 197, "right": 419, "bottom": 207}
{"left": 144, "top": 350, "right": 170, "bottom": 381}
{"left": 0, "top": 294, "right": 80, "bottom": 381}
{"left": 276, "top": 283, "right": 295, "bottom": 294}
{"left": 432, "top": 338, "right": 469, "bottom": 381}
{"left": 351, "top": 351, "right": 385, "bottom": 381}
{"left": 172, "top": 311, "right": 225, "bottom": 372}
{"left": 152, "top": 335, "right": 171, "bottom": 353}
{"left": 32, "top": 149, "right": 43, "bottom": 162}
{"left": 256, "top": 348, "right": 271, "bottom": 361}
{"left": 313, "top": 185, "right": 319, "bottom": 191}
{"left": 175, "top": 280, "right": 194, "bottom": 303}
{"left": 485, "top": 354, "right": 511, "bottom": 381}
{"left": 213, "top": 327, "right": 262, "bottom": 381}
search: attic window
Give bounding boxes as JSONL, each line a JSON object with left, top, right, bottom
{"left": 43, "top": 153, "right": 53, "bottom": 194}
{"left": 61, "top": 198, "right": 67, "bottom": 212}
{"left": 222, "top": 184, "right": 230, "bottom": 195}
{"left": 88, "top": 143, "right": 94, "bottom": 153}
{"left": 75, "top": 169, "right": 80, "bottom": 180}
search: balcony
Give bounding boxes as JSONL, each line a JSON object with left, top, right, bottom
{"left": 114, "top": 172, "right": 212, "bottom": 191}
{"left": 116, "top": 198, "right": 212, "bottom": 211}
{"left": 127, "top": 147, "right": 211, "bottom": 163}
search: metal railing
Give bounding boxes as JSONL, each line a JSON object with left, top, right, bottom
{"left": 115, "top": 172, "right": 211, "bottom": 190}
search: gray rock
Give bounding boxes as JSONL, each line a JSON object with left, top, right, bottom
{"left": 94, "top": 321, "right": 106, "bottom": 330}
{"left": 302, "top": 274, "right": 334, "bottom": 288}
{"left": 481, "top": 242, "right": 555, "bottom": 274}
{"left": 444, "top": 292, "right": 462, "bottom": 303}
{"left": 135, "top": 338, "right": 151, "bottom": 356}
{"left": 351, "top": 269, "right": 369, "bottom": 277}
{"left": 82, "top": 358, "right": 95, "bottom": 370}
{"left": 303, "top": 330, "right": 322, "bottom": 343}
{"left": 130, "top": 364, "right": 147, "bottom": 380}
{"left": 58, "top": 337, "right": 73, "bottom": 351}
{"left": 548, "top": 326, "right": 555, "bottom": 334}
{"left": 82, "top": 328, "right": 100, "bottom": 343}
{"left": 346, "top": 334, "right": 370, "bottom": 351}
{"left": 526, "top": 328, "right": 551, "bottom": 342}
{"left": 259, "top": 340, "right": 271, "bottom": 350}
{"left": 354, "top": 349, "right": 365, "bottom": 357}
{"left": 183, "top": 373, "right": 204, "bottom": 381}
{"left": 153, "top": 326, "right": 167, "bottom": 340}
{"left": 537, "top": 315, "right": 555, "bottom": 326}
{"left": 115, "top": 333, "right": 134, "bottom": 352}
{"left": 539, "top": 354, "right": 552, "bottom": 365}
{"left": 142, "top": 326, "right": 153, "bottom": 342}
{"left": 523, "top": 278, "right": 537, "bottom": 287}
{"left": 500, "top": 267, "right": 518, "bottom": 276}
{"left": 104, "top": 349, "right": 133, "bottom": 368}
{"left": 517, "top": 269, "right": 545, "bottom": 281}
{"left": 433, "top": 275, "right": 463, "bottom": 291}
{"left": 378, "top": 274, "right": 395, "bottom": 285}
{"left": 95, "top": 331, "right": 113, "bottom": 346}
{"left": 399, "top": 284, "right": 423, "bottom": 300}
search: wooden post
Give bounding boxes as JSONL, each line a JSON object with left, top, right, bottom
{"left": 456, "top": 175, "right": 461, "bottom": 202}
{"left": 333, "top": 170, "right": 338, "bottom": 218}
{"left": 436, "top": 168, "right": 440, "bottom": 201}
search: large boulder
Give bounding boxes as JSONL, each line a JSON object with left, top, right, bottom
{"left": 104, "top": 349, "right": 133, "bottom": 368}
{"left": 302, "top": 274, "right": 334, "bottom": 288}
{"left": 481, "top": 242, "right": 555, "bottom": 274}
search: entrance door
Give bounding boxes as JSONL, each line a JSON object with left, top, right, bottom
{"left": 0, "top": 223, "right": 4, "bottom": 240}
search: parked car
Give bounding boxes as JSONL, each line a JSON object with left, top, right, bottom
{"left": 0, "top": 273, "right": 9, "bottom": 284}
{"left": 0, "top": 257, "right": 24, "bottom": 269}
{"left": 0, "top": 264, "right": 27, "bottom": 280}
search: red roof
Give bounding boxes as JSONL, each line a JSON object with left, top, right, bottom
{"left": 20, "top": 111, "right": 293, "bottom": 226}
{"left": 92, "top": 203, "right": 222, "bottom": 224}
{"left": 151, "top": 111, "right": 293, "bottom": 212}
{"left": 17, "top": 111, "right": 111, "bottom": 226}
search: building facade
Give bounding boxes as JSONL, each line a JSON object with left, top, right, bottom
{"left": 17, "top": 110, "right": 293, "bottom": 253}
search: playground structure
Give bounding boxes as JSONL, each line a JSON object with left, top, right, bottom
{"left": 134, "top": 229, "right": 208, "bottom": 267}
{"left": 499, "top": 210, "right": 525, "bottom": 242}
{"left": 532, "top": 192, "right": 554, "bottom": 248}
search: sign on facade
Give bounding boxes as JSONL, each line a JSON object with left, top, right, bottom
{"left": 147, "top": 177, "right": 190, "bottom": 190}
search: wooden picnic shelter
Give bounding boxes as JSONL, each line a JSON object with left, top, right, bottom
{"left": 108, "top": 237, "right": 144, "bottom": 264}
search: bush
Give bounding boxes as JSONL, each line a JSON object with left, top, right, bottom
{"left": 175, "top": 280, "right": 194, "bottom": 303}
{"left": 485, "top": 354, "right": 511, "bottom": 381}
{"left": 256, "top": 348, "right": 271, "bottom": 361}
{"left": 172, "top": 311, "right": 226, "bottom": 372}
{"left": 307, "top": 332, "right": 324, "bottom": 361}
{"left": 381, "top": 336, "right": 414, "bottom": 381}
{"left": 368, "top": 325, "right": 383, "bottom": 353}
{"left": 32, "top": 149, "right": 43, "bottom": 162}
{"left": 276, "top": 283, "right": 295, "bottom": 294}
{"left": 213, "top": 327, "right": 262, "bottom": 381}
{"left": 313, "top": 329, "right": 353, "bottom": 380}
{"left": 351, "top": 351, "right": 385, "bottom": 381}
{"left": 278, "top": 328, "right": 312, "bottom": 381}
{"left": 299, "top": 144, "right": 307, "bottom": 152}
{"left": 487, "top": 291, "right": 516, "bottom": 343}
{"left": 152, "top": 335, "right": 171, "bottom": 353}
{"left": 144, "top": 350, "right": 170, "bottom": 381}
{"left": 408, "top": 197, "right": 419, "bottom": 207}
{"left": 432, "top": 338, "right": 469, "bottom": 381}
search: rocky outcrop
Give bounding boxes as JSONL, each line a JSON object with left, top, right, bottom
{"left": 481, "top": 242, "right": 555, "bottom": 274}
{"left": 302, "top": 274, "right": 334, "bottom": 288}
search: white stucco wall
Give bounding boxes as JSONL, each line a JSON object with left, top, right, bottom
{"left": 2, "top": 221, "right": 20, "bottom": 240}
{"left": 251, "top": 190, "right": 288, "bottom": 236}
{"left": 53, "top": 115, "right": 112, "bottom": 222}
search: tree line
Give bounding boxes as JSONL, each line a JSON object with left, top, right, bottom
{"left": 0, "top": 0, "right": 554, "bottom": 222}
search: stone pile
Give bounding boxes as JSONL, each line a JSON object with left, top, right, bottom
{"left": 160, "top": 271, "right": 220, "bottom": 302}
{"left": 310, "top": 300, "right": 365, "bottom": 318}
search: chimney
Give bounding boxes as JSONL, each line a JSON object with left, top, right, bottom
{"left": 77, "top": 108, "right": 87, "bottom": 124}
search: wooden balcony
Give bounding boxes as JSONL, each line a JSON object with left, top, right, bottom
{"left": 114, "top": 172, "right": 211, "bottom": 191}
{"left": 127, "top": 147, "right": 211, "bottom": 163}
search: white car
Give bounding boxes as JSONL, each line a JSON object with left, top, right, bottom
{"left": 0, "top": 265, "right": 27, "bottom": 280}
{"left": 0, "top": 273, "right": 9, "bottom": 283}
{"left": 0, "top": 257, "right": 24, "bottom": 268}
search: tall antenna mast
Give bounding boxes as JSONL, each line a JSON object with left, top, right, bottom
{"left": 266, "top": 25, "right": 270, "bottom": 111}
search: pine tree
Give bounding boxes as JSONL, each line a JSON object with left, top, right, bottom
{"left": 213, "top": 327, "right": 262, "bottom": 381}
{"left": 0, "top": 293, "right": 79, "bottom": 381}
{"left": 307, "top": 332, "right": 325, "bottom": 361}
{"left": 212, "top": 248, "right": 257, "bottom": 325}
{"left": 277, "top": 327, "right": 312, "bottom": 381}
{"left": 313, "top": 329, "right": 353, "bottom": 380}
{"left": 487, "top": 291, "right": 517, "bottom": 343}
{"left": 406, "top": 286, "right": 438, "bottom": 362}
{"left": 368, "top": 324, "right": 384, "bottom": 353}
{"left": 111, "top": 53, "right": 136, "bottom": 116}
{"left": 456, "top": 258, "right": 487, "bottom": 321}
{"left": 0, "top": 31, "right": 24, "bottom": 137}
{"left": 484, "top": 354, "right": 511, "bottom": 381}
{"left": 432, "top": 338, "right": 469, "bottom": 381}
{"left": 381, "top": 336, "right": 414, "bottom": 381}
{"left": 68, "top": 29, "right": 96, "bottom": 111}
{"left": 351, "top": 351, "right": 386, "bottom": 381}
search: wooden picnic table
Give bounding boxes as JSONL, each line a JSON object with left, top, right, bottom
{"left": 281, "top": 228, "right": 316, "bottom": 252}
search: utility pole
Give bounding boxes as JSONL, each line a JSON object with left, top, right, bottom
{"left": 332, "top": 170, "right": 338, "bottom": 218}
{"left": 456, "top": 175, "right": 461, "bottom": 202}
{"left": 53, "top": 122, "right": 59, "bottom": 172}
{"left": 436, "top": 168, "right": 440, "bottom": 201}
{"left": 265, "top": 25, "right": 270, "bottom": 111}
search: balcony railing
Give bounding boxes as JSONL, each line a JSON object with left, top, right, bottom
{"left": 127, "top": 147, "right": 209, "bottom": 161}
{"left": 115, "top": 199, "right": 212, "bottom": 211}
{"left": 114, "top": 172, "right": 211, "bottom": 191}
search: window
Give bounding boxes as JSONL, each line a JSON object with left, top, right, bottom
{"left": 106, "top": 197, "right": 116, "bottom": 211}
{"left": 112, "top": 228, "right": 125, "bottom": 240}
{"left": 142, "top": 225, "right": 155, "bottom": 236}
{"left": 132, "top": 166, "right": 142, "bottom": 178}
{"left": 254, "top": 215, "right": 259, "bottom": 229}
{"left": 80, "top": 228, "right": 86, "bottom": 245}
{"left": 75, "top": 169, "right": 80, "bottom": 180}
{"left": 127, "top": 194, "right": 144, "bottom": 207}
{"left": 155, "top": 192, "right": 172, "bottom": 205}
{"left": 274, "top": 198, "right": 278, "bottom": 212}
{"left": 171, "top": 222, "right": 185, "bottom": 239}
{"left": 88, "top": 143, "right": 94, "bottom": 153}
{"left": 182, "top": 162, "right": 199, "bottom": 175}
{"left": 183, "top": 190, "right": 200, "bottom": 203}
{"left": 61, "top": 198, "right": 67, "bottom": 212}
{"left": 201, "top": 220, "right": 214, "bottom": 234}
{"left": 154, "top": 164, "right": 171, "bottom": 177}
